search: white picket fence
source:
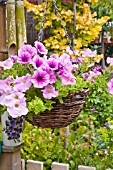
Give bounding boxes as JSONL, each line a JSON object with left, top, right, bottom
{"left": 21, "top": 159, "right": 113, "bottom": 170}
{"left": 22, "top": 159, "right": 113, "bottom": 170}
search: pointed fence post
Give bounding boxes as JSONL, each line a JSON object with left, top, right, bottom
{"left": 21, "top": 159, "right": 25, "bottom": 170}
{"left": 27, "top": 160, "right": 43, "bottom": 170}
{"left": 52, "top": 162, "right": 69, "bottom": 170}
{"left": 78, "top": 165, "right": 96, "bottom": 170}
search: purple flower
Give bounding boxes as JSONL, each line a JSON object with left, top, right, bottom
{"left": 31, "top": 55, "right": 44, "bottom": 69}
{"left": 72, "top": 58, "right": 83, "bottom": 64}
{"left": 90, "top": 79, "right": 95, "bottom": 83}
{"left": 82, "top": 73, "right": 89, "bottom": 79}
{"left": 34, "top": 41, "right": 48, "bottom": 55}
{"left": 42, "top": 85, "right": 58, "bottom": 99}
{"left": 17, "top": 128, "right": 23, "bottom": 134}
{"left": 47, "top": 58, "right": 58, "bottom": 70}
{"left": 11, "top": 55, "right": 18, "bottom": 63}
{"left": 18, "top": 44, "right": 37, "bottom": 57}
{"left": 17, "top": 52, "right": 31, "bottom": 64}
{"left": 31, "top": 70, "right": 50, "bottom": 88}
{"left": 90, "top": 108, "right": 97, "bottom": 112}
{"left": 10, "top": 119, "right": 16, "bottom": 126}
{"left": 104, "top": 122, "right": 110, "bottom": 127}
{"left": 11, "top": 132, "right": 17, "bottom": 138}
{"left": 8, "top": 125, "right": 14, "bottom": 132}
{"left": 108, "top": 78, "right": 113, "bottom": 94}
{"left": 0, "top": 58, "right": 13, "bottom": 70}
{"left": 14, "top": 74, "right": 32, "bottom": 92}
{"left": 93, "top": 66, "right": 102, "bottom": 73}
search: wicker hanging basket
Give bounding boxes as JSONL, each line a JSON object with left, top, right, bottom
{"left": 25, "top": 89, "right": 89, "bottom": 128}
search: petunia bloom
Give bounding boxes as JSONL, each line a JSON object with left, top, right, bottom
{"left": 108, "top": 78, "right": 113, "bottom": 94}
{"left": 14, "top": 74, "right": 32, "bottom": 92}
{"left": 34, "top": 41, "right": 48, "bottom": 55}
{"left": 0, "top": 58, "right": 13, "bottom": 70}
{"left": 7, "top": 98, "right": 28, "bottom": 118}
{"left": 47, "top": 58, "right": 58, "bottom": 70}
{"left": 42, "top": 85, "right": 58, "bottom": 99}
{"left": 59, "top": 73, "right": 76, "bottom": 85}
{"left": 18, "top": 44, "right": 37, "bottom": 57}
{"left": 82, "top": 48, "right": 97, "bottom": 58}
{"left": 17, "top": 52, "right": 31, "bottom": 64}
{"left": 107, "top": 57, "right": 113, "bottom": 65}
{"left": 31, "top": 55, "right": 44, "bottom": 69}
{"left": 31, "top": 69, "right": 50, "bottom": 88}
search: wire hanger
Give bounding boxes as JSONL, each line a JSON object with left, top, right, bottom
{"left": 38, "top": 0, "right": 76, "bottom": 56}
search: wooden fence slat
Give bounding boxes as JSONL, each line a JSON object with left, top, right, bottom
{"left": 27, "top": 160, "right": 43, "bottom": 170}
{"left": 52, "top": 162, "right": 69, "bottom": 170}
{"left": 0, "top": 4, "right": 6, "bottom": 61}
{"left": 21, "top": 159, "right": 25, "bottom": 170}
{"left": 78, "top": 165, "right": 96, "bottom": 170}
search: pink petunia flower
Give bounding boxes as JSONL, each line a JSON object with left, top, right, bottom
{"left": 59, "top": 73, "right": 76, "bottom": 85}
{"left": 31, "top": 69, "right": 50, "bottom": 88}
{"left": 18, "top": 44, "right": 37, "bottom": 57}
{"left": 47, "top": 58, "right": 58, "bottom": 70}
{"left": 50, "top": 54, "right": 59, "bottom": 59}
{"left": 34, "top": 41, "right": 48, "bottom": 55}
{"left": 108, "top": 78, "right": 113, "bottom": 94}
{"left": 7, "top": 98, "right": 28, "bottom": 118}
{"left": 5, "top": 91, "right": 25, "bottom": 106}
{"left": 31, "top": 55, "right": 44, "bottom": 69}
{"left": 17, "top": 52, "right": 31, "bottom": 64}
{"left": 82, "top": 48, "right": 97, "bottom": 58}
{"left": 0, "top": 86, "right": 14, "bottom": 106}
{"left": 0, "top": 76, "right": 13, "bottom": 90}
{"left": 48, "top": 70, "right": 57, "bottom": 84}
{"left": 14, "top": 74, "right": 32, "bottom": 92}
{"left": 42, "top": 85, "right": 58, "bottom": 99}
{"left": 107, "top": 57, "right": 113, "bottom": 65}
{"left": 0, "top": 58, "right": 13, "bottom": 70}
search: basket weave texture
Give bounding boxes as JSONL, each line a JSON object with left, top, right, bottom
{"left": 25, "top": 89, "right": 89, "bottom": 128}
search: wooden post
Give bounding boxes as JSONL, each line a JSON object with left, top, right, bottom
{"left": 7, "top": 0, "right": 17, "bottom": 56}
{"left": 78, "top": 165, "right": 96, "bottom": 170}
{"left": 15, "top": 0, "right": 27, "bottom": 49}
{"left": 27, "top": 160, "right": 43, "bottom": 170}
{"left": 0, "top": 3, "right": 7, "bottom": 61}
{"left": 52, "top": 162, "right": 69, "bottom": 170}
{"left": 0, "top": 144, "right": 24, "bottom": 170}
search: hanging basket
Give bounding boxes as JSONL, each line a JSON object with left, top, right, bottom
{"left": 25, "top": 89, "right": 89, "bottom": 128}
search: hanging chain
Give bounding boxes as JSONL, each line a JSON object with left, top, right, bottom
{"left": 38, "top": 0, "right": 76, "bottom": 56}
{"left": 52, "top": 0, "right": 76, "bottom": 56}
{"left": 38, "top": 0, "right": 48, "bottom": 42}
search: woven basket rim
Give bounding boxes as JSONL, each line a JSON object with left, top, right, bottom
{"left": 25, "top": 88, "right": 89, "bottom": 128}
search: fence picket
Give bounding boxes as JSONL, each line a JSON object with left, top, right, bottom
{"left": 27, "top": 160, "right": 43, "bottom": 170}
{"left": 21, "top": 159, "right": 25, "bottom": 170}
{"left": 78, "top": 165, "right": 96, "bottom": 170}
{"left": 52, "top": 162, "right": 69, "bottom": 170}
